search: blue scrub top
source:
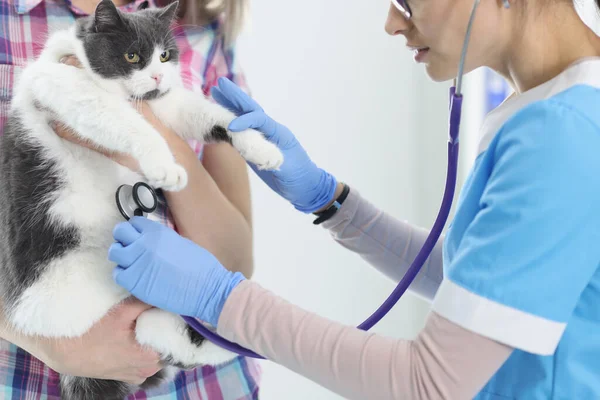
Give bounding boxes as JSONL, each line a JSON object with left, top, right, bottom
{"left": 432, "top": 58, "right": 600, "bottom": 399}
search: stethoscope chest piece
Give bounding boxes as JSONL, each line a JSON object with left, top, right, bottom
{"left": 116, "top": 182, "right": 158, "bottom": 220}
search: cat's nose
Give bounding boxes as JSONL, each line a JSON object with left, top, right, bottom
{"left": 151, "top": 74, "right": 163, "bottom": 85}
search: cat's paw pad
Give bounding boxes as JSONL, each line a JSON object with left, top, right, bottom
{"left": 233, "top": 131, "right": 284, "bottom": 171}
{"left": 143, "top": 162, "right": 188, "bottom": 192}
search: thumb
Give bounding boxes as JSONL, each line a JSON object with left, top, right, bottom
{"left": 228, "top": 112, "right": 280, "bottom": 143}
{"left": 113, "top": 265, "right": 135, "bottom": 293}
{"left": 116, "top": 296, "right": 155, "bottom": 321}
{"left": 210, "top": 86, "right": 237, "bottom": 113}
{"left": 228, "top": 111, "right": 268, "bottom": 132}
{"left": 217, "top": 77, "right": 262, "bottom": 113}
{"left": 129, "top": 216, "right": 162, "bottom": 233}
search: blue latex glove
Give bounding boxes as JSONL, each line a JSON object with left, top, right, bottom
{"left": 211, "top": 77, "right": 338, "bottom": 214}
{"left": 109, "top": 216, "right": 245, "bottom": 326}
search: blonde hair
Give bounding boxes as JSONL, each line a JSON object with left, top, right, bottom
{"left": 177, "top": 0, "right": 250, "bottom": 47}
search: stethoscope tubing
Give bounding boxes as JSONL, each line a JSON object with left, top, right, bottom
{"left": 117, "top": 0, "right": 482, "bottom": 359}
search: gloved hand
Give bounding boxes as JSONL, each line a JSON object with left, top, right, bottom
{"left": 109, "top": 216, "right": 245, "bottom": 326}
{"left": 211, "top": 77, "right": 338, "bottom": 214}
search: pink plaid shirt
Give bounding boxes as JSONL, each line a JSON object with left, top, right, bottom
{"left": 0, "top": 0, "right": 261, "bottom": 398}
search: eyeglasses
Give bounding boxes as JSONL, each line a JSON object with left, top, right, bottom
{"left": 392, "top": 0, "right": 412, "bottom": 19}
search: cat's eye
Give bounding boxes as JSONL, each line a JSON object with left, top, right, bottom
{"left": 124, "top": 52, "right": 140, "bottom": 63}
{"left": 160, "top": 50, "right": 171, "bottom": 62}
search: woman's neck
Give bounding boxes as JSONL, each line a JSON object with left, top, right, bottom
{"left": 495, "top": 5, "right": 600, "bottom": 94}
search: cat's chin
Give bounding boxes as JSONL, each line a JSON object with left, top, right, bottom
{"left": 130, "top": 88, "right": 170, "bottom": 101}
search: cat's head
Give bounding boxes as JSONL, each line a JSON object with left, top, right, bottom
{"left": 76, "top": 0, "right": 180, "bottom": 99}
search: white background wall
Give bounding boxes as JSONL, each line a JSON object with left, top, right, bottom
{"left": 236, "top": 2, "right": 454, "bottom": 399}
{"left": 235, "top": 1, "right": 599, "bottom": 400}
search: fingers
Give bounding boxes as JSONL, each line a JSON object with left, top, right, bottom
{"left": 59, "top": 55, "right": 82, "bottom": 68}
{"left": 112, "top": 222, "right": 142, "bottom": 246}
{"left": 228, "top": 112, "right": 282, "bottom": 144}
{"left": 108, "top": 242, "right": 144, "bottom": 268}
{"left": 132, "top": 101, "right": 159, "bottom": 124}
{"left": 216, "top": 77, "right": 261, "bottom": 114}
{"left": 51, "top": 121, "right": 74, "bottom": 138}
{"left": 112, "top": 265, "right": 136, "bottom": 292}
{"left": 129, "top": 216, "right": 163, "bottom": 233}
{"left": 51, "top": 121, "right": 117, "bottom": 159}
{"left": 228, "top": 111, "right": 268, "bottom": 132}
{"left": 129, "top": 100, "right": 161, "bottom": 128}
{"left": 50, "top": 121, "right": 87, "bottom": 144}
{"left": 210, "top": 86, "right": 237, "bottom": 112}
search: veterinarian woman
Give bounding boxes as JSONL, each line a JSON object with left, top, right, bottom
{"left": 0, "top": 0, "right": 263, "bottom": 398}
{"left": 97, "top": 0, "right": 600, "bottom": 398}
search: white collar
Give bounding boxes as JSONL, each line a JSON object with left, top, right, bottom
{"left": 478, "top": 57, "right": 600, "bottom": 154}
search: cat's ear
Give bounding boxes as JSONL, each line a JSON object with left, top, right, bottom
{"left": 137, "top": 0, "right": 149, "bottom": 11}
{"left": 157, "top": 1, "right": 179, "bottom": 23}
{"left": 94, "top": 0, "right": 126, "bottom": 33}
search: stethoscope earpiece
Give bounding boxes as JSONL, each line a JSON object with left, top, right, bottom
{"left": 116, "top": 182, "right": 158, "bottom": 220}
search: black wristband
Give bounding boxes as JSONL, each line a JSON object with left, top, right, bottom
{"left": 312, "top": 184, "right": 350, "bottom": 225}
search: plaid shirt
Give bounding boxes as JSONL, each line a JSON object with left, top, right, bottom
{"left": 0, "top": 0, "right": 261, "bottom": 398}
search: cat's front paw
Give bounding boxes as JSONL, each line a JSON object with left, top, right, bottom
{"left": 136, "top": 309, "right": 237, "bottom": 368}
{"left": 141, "top": 162, "right": 188, "bottom": 192}
{"left": 232, "top": 130, "right": 284, "bottom": 170}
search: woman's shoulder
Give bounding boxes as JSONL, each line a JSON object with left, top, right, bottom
{"left": 502, "top": 86, "right": 600, "bottom": 140}
{"left": 488, "top": 87, "right": 600, "bottom": 170}
{"left": 546, "top": 84, "right": 600, "bottom": 127}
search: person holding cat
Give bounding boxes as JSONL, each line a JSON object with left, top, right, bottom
{"left": 100, "top": 0, "right": 600, "bottom": 399}
{"left": 0, "top": 0, "right": 263, "bottom": 398}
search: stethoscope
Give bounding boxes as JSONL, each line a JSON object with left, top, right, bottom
{"left": 114, "top": 0, "right": 507, "bottom": 360}
{"left": 115, "top": 182, "right": 158, "bottom": 220}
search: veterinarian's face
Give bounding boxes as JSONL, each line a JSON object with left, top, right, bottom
{"left": 384, "top": 0, "right": 508, "bottom": 81}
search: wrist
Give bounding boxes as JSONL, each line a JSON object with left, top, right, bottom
{"left": 293, "top": 171, "right": 339, "bottom": 214}
{"left": 203, "top": 270, "right": 246, "bottom": 326}
{"left": 314, "top": 181, "right": 345, "bottom": 214}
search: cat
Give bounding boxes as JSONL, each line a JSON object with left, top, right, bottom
{"left": 0, "top": 0, "right": 281, "bottom": 398}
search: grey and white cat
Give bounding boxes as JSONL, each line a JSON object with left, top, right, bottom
{"left": 0, "top": 1, "right": 281, "bottom": 398}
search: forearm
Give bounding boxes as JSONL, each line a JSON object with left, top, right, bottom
{"left": 218, "top": 281, "right": 512, "bottom": 400}
{"left": 164, "top": 140, "right": 253, "bottom": 277}
{"left": 322, "top": 187, "right": 444, "bottom": 300}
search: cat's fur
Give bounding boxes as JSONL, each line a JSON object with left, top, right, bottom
{"left": 0, "top": 1, "right": 281, "bottom": 398}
